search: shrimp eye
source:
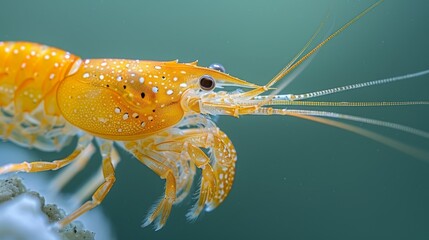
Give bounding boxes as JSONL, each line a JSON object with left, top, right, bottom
{"left": 209, "top": 63, "right": 226, "bottom": 73}
{"left": 199, "top": 75, "right": 216, "bottom": 91}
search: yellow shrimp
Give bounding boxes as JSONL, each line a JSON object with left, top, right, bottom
{"left": 0, "top": 0, "right": 428, "bottom": 230}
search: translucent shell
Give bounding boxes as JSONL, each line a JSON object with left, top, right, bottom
{"left": 57, "top": 59, "right": 186, "bottom": 140}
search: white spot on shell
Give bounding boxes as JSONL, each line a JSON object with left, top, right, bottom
{"left": 154, "top": 65, "right": 161, "bottom": 70}
{"left": 179, "top": 83, "right": 187, "bottom": 88}
{"left": 85, "top": 59, "right": 90, "bottom": 64}
{"left": 166, "top": 89, "right": 173, "bottom": 95}
{"left": 152, "top": 86, "right": 159, "bottom": 93}
{"left": 114, "top": 107, "right": 121, "bottom": 114}
{"left": 101, "top": 62, "right": 107, "bottom": 67}
{"left": 83, "top": 73, "right": 90, "bottom": 78}
{"left": 49, "top": 73, "right": 55, "bottom": 80}
{"left": 139, "top": 77, "right": 144, "bottom": 83}
{"left": 117, "top": 128, "right": 123, "bottom": 132}
{"left": 140, "top": 121, "right": 146, "bottom": 127}
{"left": 99, "top": 75, "right": 104, "bottom": 80}
{"left": 123, "top": 113, "right": 129, "bottom": 120}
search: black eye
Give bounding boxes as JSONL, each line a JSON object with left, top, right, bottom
{"left": 209, "top": 63, "right": 226, "bottom": 73}
{"left": 199, "top": 75, "right": 216, "bottom": 91}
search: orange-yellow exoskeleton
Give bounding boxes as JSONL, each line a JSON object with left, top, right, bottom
{"left": 1, "top": 0, "right": 428, "bottom": 230}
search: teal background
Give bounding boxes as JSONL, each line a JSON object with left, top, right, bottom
{"left": 1, "top": 0, "right": 429, "bottom": 239}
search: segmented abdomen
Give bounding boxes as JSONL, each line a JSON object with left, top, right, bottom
{"left": 0, "top": 42, "right": 81, "bottom": 151}
{"left": 0, "top": 41, "right": 80, "bottom": 115}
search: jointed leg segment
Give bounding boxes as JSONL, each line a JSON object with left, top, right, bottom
{"left": 125, "top": 125, "right": 235, "bottom": 229}
{"left": 71, "top": 147, "right": 121, "bottom": 204}
{"left": 57, "top": 140, "right": 116, "bottom": 228}
{"left": 0, "top": 134, "right": 93, "bottom": 174}
{"left": 0, "top": 134, "right": 119, "bottom": 228}
{"left": 185, "top": 144, "right": 216, "bottom": 220}
{"left": 131, "top": 148, "right": 177, "bottom": 230}
{"left": 155, "top": 127, "right": 237, "bottom": 214}
{"left": 49, "top": 143, "right": 96, "bottom": 193}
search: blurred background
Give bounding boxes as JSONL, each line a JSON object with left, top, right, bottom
{"left": 1, "top": 0, "right": 429, "bottom": 239}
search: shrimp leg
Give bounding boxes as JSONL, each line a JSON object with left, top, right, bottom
{"left": 57, "top": 140, "right": 116, "bottom": 228}
{"left": 185, "top": 144, "right": 216, "bottom": 219}
{"left": 121, "top": 124, "right": 236, "bottom": 230}
{"left": 49, "top": 142, "right": 96, "bottom": 193}
{"left": 153, "top": 127, "right": 236, "bottom": 219}
{"left": 71, "top": 146, "right": 121, "bottom": 204}
{"left": 0, "top": 134, "right": 92, "bottom": 174}
{"left": 127, "top": 146, "right": 177, "bottom": 231}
